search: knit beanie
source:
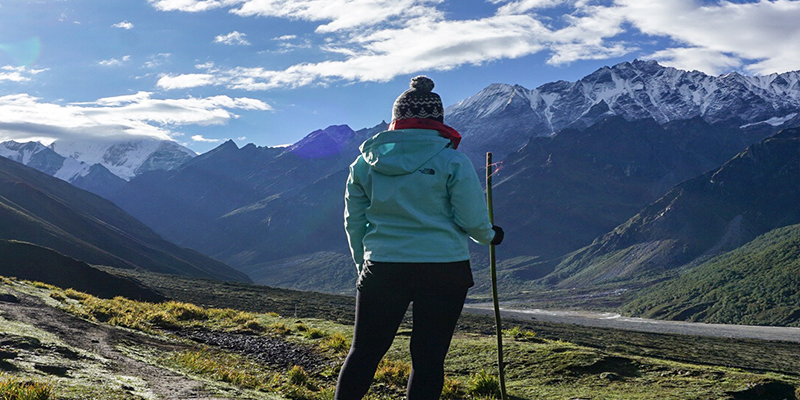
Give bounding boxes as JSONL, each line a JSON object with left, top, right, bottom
{"left": 391, "top": 76, "right": 444, "bottom": 122}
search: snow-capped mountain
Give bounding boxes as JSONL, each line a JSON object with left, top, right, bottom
{"left": 49, "top": 138, "right": 196, "bottom": 181}
{"left": 446, "top": 59, "right": 800, "bottom": 160}
{"left": 0, "top": 141, "right": 94, "bottom": 182}
{"left": 2, "top": 138, "right": 196, "bottom": 198}
{"left": 0, "top": 140, "right": 128, "bottom": 197}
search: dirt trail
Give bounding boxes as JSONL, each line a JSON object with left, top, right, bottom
{"left": 0, "top": 288, "right": 232, "bottom": 400}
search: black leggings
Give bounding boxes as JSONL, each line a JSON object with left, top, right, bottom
{"left": 334, "top": 261, "right": 472, "bottom": 400}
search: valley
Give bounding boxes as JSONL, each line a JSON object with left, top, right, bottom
{"left": 4, "top": 1, "right": 800, "bottom": 397}
{"left": 2, "top": 59, "right": 799, "bottom": 365}
{"left": 466, "top": 305, "right": 800, "bottom": 343}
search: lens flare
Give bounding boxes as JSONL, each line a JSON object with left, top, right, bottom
{"left": 0, "top": 37, "right": 42, "bottom": 67}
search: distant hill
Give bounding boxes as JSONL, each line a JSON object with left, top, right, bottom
{"left": 0, "top": 155, "right": 249, "bottom": 282}
{"left": 108, "top": 124, "right": 385, "bottom": 271}
{"left": 0, "top": 240, "right": 164, "bottom": 302}
{"left": 543, "top": 127, "right": 800, "bottom": 289}
{"left": 620, "top": 223, "right": 800, "bottom": 327}
{"left": 489, "top": 116, "right": 773, "bottom": 264}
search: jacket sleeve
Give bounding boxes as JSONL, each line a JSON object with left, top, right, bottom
{"left": 344, "top": 159, "right": 370, "bottom": 273}
{"left": 447, "top": 153, "right": 496, "bottom": 245}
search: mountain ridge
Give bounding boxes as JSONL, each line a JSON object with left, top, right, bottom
{"left": 544, "top": 126, "right": 800, "bottom": 289}
{"left": 0, "top": 155, "right": 249, "bottom": 282}
{"left": 446, "top": 59, "right": 800, "bottom": 161}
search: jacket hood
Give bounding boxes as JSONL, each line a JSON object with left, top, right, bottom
{"left": 359, "top": 129, "right": 451, "bottom": 176}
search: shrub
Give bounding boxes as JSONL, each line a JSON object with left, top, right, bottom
{"left": 239, "top": 319, "right": 266, "bottom": 333}
{"left": 323, "top": 332, "right": 349, "bottom": 353}
{"left": 28, "top": 281, "right": 57, "bottom": 290}
{"left": 468, "top": 370, "right": 501, "bottom": 399}
{"left": 0, "top": 373, "right": 54, "bottom": 400}
{"left": 49, "top": 291, "right": 66, "bottom": 302}
{"left": 165, "top": 301, "right": 209, "bottom": 321}
{"left": 374, "top": 359, "right": 410, "bottom": 387}
{"left": 287, "top": 365, "right": 310, "bottom": 387}
{"left": 303, "top": 328, "right": 327, "bottom": 340}
{"left": 280, "top": 384, "right": 320, "bottom": 400}
{"left": 504, "top": 326, "right": 539, "bottom": 341}
{"left": 145, "top": 310, "right": 180, "bottom": 329}
{"left": 63, "top": 289, "right": 90, "bottom": 301}
{"left": 231, "top": 311, "right": 258, "bottom": 324}
{"left": 270, "top": 322, "right": 292, "bottom": 336}
{"left": 440, "top": 376, "right": 464, "bottom": 399}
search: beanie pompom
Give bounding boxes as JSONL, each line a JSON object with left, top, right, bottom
{"left": 409, "top": 76, "right": 434, "bottom": 92}
{"left": 392, "top": 76, "right": 443, "bottom": 122}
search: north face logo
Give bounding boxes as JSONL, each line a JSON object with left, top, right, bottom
{"left": 418, "top": 168, "right": 435, "bottom": 175}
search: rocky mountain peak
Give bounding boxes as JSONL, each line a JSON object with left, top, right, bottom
{"left": 446, "top": 60, "right": 800, "bottom": 161}
{"left": 289, "top": 124, "right": 355, "bottom": 159}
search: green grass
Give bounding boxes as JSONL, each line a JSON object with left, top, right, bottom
{"left": 467, "top": 369, "right": 501, "bottom": 398}
{"left": 166, "top": 347, "right": 281, "bottom": 390}
{"left": 5, "top": 274, "right": 800, "bottom": 399}
{"left": 0, "top": 373, "right": 54, "bottom": 400}
{"left": 622, "top": 223, "right": 800, "bottom": 326}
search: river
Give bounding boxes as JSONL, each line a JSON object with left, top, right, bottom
{"left": 463, "top": 304, "right": 800, "bottom": 343}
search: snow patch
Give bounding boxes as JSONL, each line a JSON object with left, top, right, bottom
{"left": 53, "top": 157, "right": 92, "bottom": 181}
{"left": 740, "top": 113, "right": 797, "bottom": 128}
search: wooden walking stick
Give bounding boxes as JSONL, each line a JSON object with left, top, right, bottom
{"left": 486, "top": 152, "right": 508, "bottom": 400}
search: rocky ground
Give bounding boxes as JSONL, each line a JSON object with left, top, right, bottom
{"left": 0, "top": 285, "right": 329, "bottom": 399}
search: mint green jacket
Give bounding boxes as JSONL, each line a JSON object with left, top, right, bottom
{"left": 344, "top": 129, "right": 495, "bottom": 272}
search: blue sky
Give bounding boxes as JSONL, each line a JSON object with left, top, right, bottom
{"left": 2, "top": 0, "right": 800, "bottom": 154}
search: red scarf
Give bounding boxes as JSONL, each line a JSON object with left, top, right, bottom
{"left": 388, "top": 118, "right": 462, "bottom": 149}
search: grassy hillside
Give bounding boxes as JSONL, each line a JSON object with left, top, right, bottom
{"left": 0, "top": 155, "right": 249, "bottom": 282}
{"left": 2, "top": 275, "right": 799, "bottom": 400}
{"left": 0, "top": 240, "right": 163, "bottom": 302}
{"left": 530, "top": 127, "right": 800, "bottom": 315}
{"left": 621, "top": 223, "right": 800, "bottom": 327}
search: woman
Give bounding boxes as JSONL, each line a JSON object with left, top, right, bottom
{"left": 337, "top": 76, "right": 504, "bottom": 400}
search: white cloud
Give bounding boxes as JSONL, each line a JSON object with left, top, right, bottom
{"left": 191, "top": 134, "right": 221, "bottom": 142}
{"left": 158, "top": 14, "right": 551, "bottom": 90}
{"left": 149, "top": 0, "right": 800, "bottom": 91}
{"left": 645, "top": 47, "right": 742, "bottom": 75}
{"left": 214, "top": 31, "right": 251, "bottom": 45}
{"left": 0, "top": 92, "right": 271, "bottom": 144}
{"left": 112, "top": 21, "right": 134, "bottom": 29}
{"left": 148, "top": 0, "right": 231, "bottom": 12}
{"left": 611, "top": 0, "right": 800, "bottom": 75}
{"left": 1, "top": 66, "right": 47, "bottom": 82}
{"left": 496, "top": 0, "right": 563, "bottom": 15}
{"left": 231, "top": 0, "right": 442, "bottom": 33}
{"left": 542, "top": 3, "right": 631, "bottom": 65}
{"left": 157, "top": 73, "right": 216, "bottom": 89}
{"left": 143, "top": 53, "right": 172, "bottom": 69}
{"left": 99, "top": 55, "right": 132, "bottom": 67}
